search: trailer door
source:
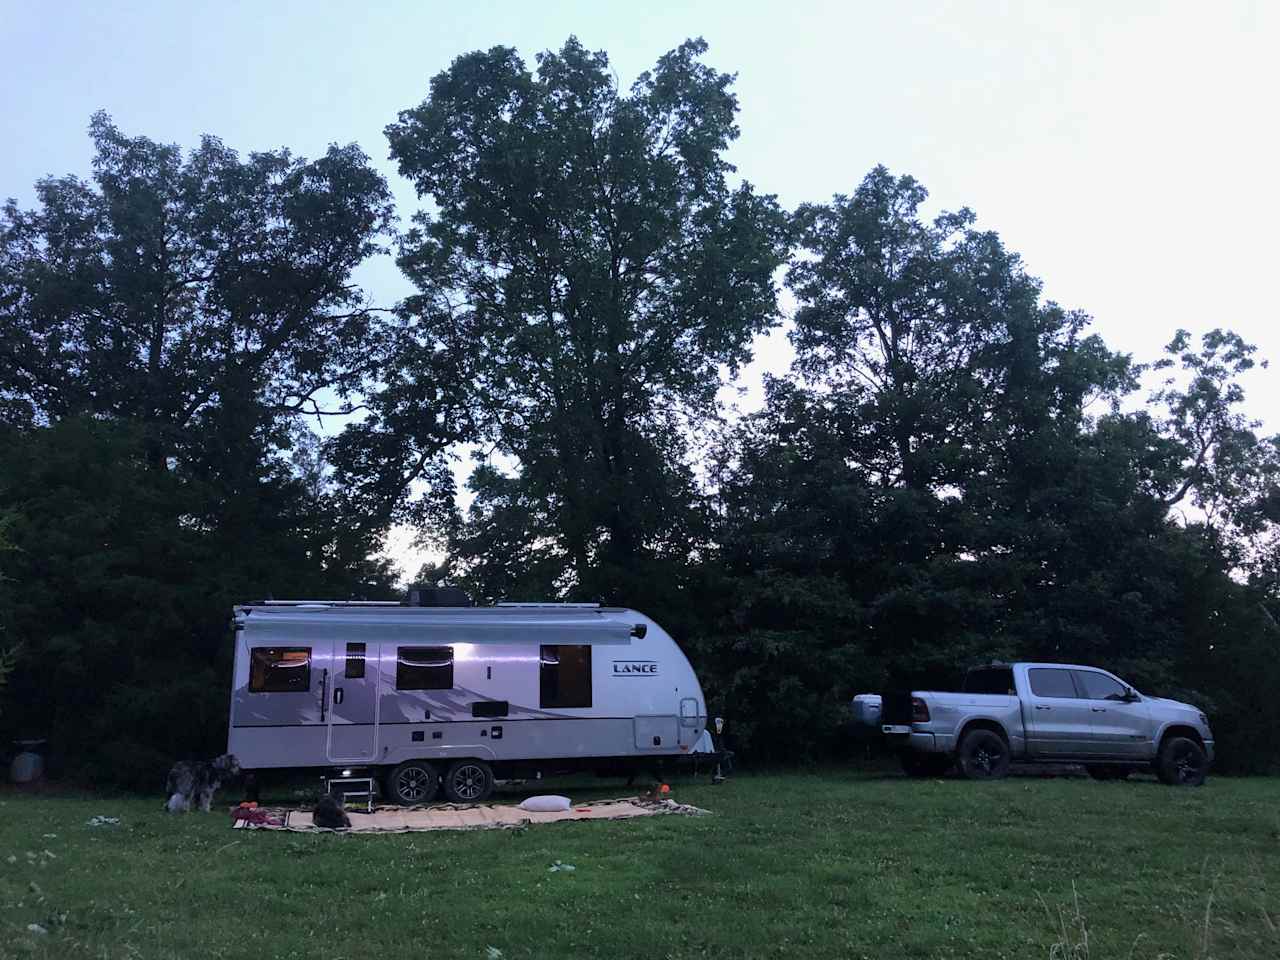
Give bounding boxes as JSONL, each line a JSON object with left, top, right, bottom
{"left": 326, "top": 639, "right": 378, "bottom": 763}
{"left": 678, "top": 697, "right": 702, "bottom": 748}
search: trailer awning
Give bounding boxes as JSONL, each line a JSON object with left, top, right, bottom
{"left": 236, "top": 607, "right": 641, "bottom": 645}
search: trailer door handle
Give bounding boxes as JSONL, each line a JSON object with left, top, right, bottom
{"left": 334, "top": 687, "right": 344, "bottom": 706}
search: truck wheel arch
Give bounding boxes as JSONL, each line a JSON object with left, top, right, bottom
{"left": 955, "top": 718, "right": 1010, "bottom": 755}
{"left": 1157, "top": 724, "right": 1205, "bottom": 751}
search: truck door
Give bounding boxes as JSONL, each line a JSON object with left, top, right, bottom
{"left": 326, "top": 640, "right": 378, "bottom": 763}
{"left": 1072, "top": 669, "right": 1153, "bottom": 758}
{"left": 1024, "top": 667, "right": 1094, "bottom": 757}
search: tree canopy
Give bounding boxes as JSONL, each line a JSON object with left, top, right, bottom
{"left": 350, "top": 37, "right": 790, "bottom": 605}
{"left": 0, "top": 116, "right": 403, "bottom": 783}
{"left": 697, "top": 167, "right": 1280, "bottom": 761}
{"left": 0, "top": 39, "right": 1277, "bottom": 781}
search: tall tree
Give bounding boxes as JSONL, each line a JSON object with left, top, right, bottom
{"left": 781, "top": 167, "right": 1133, "bottom": 662}
{"left": 0, "top": 112, "right": 407, "bottom": 592}
{"left": 701, "top": 167, "right": 1158, "bottom": 756}
{"left": 366, "top": 37, "right": 790, "bottom": 603}
{"left": 1148, "top": 329, "right": 1280, "bottom": 564}
{"left": 699, "top": 165, "right": 1280, "bottom": 769}
{"left": 787, "top": 166, "right": 1131, "bottom": 497}
{"left": 0, "top": 116, "right": 407, "bottom": 784}
{"left": 0, "top": 112, "right": 396, "bottom": 461}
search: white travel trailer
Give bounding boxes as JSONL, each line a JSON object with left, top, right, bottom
{"left": 227, "top": 598, "right": 711, "bottom": 803}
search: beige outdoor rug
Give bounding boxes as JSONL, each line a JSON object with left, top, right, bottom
{"left": 232, "top": 797, "right": 708, "bottom": 833}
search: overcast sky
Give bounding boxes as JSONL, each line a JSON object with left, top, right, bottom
{"left": 3, "top": 1, "right": 1276, "bottom": 575}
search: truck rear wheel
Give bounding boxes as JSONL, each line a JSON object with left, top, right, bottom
{"left": 956, "top": 729, "right": 1011, "bottom": 780}
{"left": 384, "top": 760, "right": 440, "bottom": 805}
{"left": 1156, "top": 736, "right": 1207, "bottom": 787}
{"left": 443, "top": 759, "right": 495, "bottom": 803}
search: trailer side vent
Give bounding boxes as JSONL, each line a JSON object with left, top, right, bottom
{"left": 472, "top": 700, "right": 509, "bottom": 719}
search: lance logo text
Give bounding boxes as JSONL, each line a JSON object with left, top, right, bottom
{"left": 612, "top": 660, "right": 659, "bottom": 677}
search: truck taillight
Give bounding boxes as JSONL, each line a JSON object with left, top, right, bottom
{"left": 911, "top": 697, "right": 930, "bottom": 723}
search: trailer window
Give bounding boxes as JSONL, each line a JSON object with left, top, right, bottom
{"left": 540, "top": 645, "right": 592, "bottom": 708}
{"left": 249, "top": 647, "right": 311, "bottom": 693}
{"left": 396, "top": 646, "right": 453, "bottom": 690}
{"left": 345, "top": 642, "right": 366, "bottom": 679}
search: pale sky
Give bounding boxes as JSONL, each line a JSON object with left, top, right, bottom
{"left": 3, "top": 1, "right": 1277, "bottom": 577}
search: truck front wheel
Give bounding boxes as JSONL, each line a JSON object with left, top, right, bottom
{"left": 1156, "top": 736, "right": 1208, "bottom": 787}
{"left": 956, "top": 729, "right": 1011, "bottom": 780}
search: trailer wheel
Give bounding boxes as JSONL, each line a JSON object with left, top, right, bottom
{"left": 443, "top": 759, "right": 494, "bottom": 803}
{"left": 956, "top": 729, "right": 1011, "bottom": 780}
{"left": 384, "top": 760, "right": 439, "bottom": 805}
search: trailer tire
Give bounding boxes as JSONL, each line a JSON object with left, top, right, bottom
{"left": 956, "top": 729, "right": 1011, "bottom": 780}
{"left": 1156, "top": 736, "right": 1207, "bottom": 787}
{"left": 384, "top": 760, "right": 440, "bottom": 805}
{"left": 443, "top": 759, "right": 495, "bottom": 803}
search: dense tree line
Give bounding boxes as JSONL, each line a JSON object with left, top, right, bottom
{"left": 1, "top": 39, "right": 1277, "bottom": 784}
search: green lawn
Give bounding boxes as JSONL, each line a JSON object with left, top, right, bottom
{"left": 1, "top": 770, "right": 1277, "bottom": 959}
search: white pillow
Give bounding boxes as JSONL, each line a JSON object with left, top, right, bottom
{"left": 518, "top": 794, "right": 572, "bottom": 812}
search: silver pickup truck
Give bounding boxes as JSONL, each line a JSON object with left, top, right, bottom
{"left": 854, "top": 662, "right": 1214, "bottom": 786}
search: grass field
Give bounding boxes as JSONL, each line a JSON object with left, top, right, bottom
{"left": 1, "top": 769, "right": 1277, "bottom": 959}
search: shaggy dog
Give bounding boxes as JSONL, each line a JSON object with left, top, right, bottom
{"left": 312, "top": 792, "right": 352, "bottom": 829}
{"left": 165, "top": 754, "right": 241, "bottom": 813}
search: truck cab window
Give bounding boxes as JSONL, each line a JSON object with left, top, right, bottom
{"left": 249, "top": 647, "right": 311, "bottom": 693}
{"left": 1074, "top": 671, "right": 1128, "bottom": 701}
{"left": 540, "top": 645, "right": 592, "bottom": 708}
{"left": 396, "top": 646, "right": 454, "bottom": 690}
{"left": 1028, "top": 668, "right": 1078, "bottom": 698}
